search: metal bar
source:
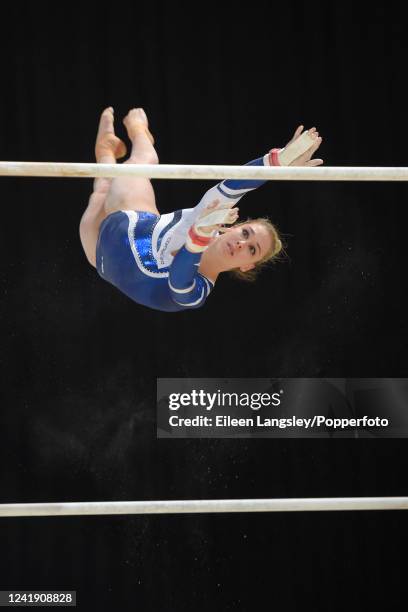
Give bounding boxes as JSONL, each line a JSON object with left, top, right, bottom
{"left": 1, "top": 497, "right": 407, "bottom": 517}
{"left": 1, "top": 162, "right": 408, "bottom": 181}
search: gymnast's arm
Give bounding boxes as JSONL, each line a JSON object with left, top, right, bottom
{"left": 165, "top": 150, "right": 272, "bottom": 309}
{"left": 167, "top": 205, "right": 237, "bottom": 309}
{"left": 166, "top": 127, "right": 323, "bottom": 308}
{"left": 186, "top": 125, "right": 323, "bottom": 219}
{"left": 168, "top": 246, "right": 213, "bottom": 309}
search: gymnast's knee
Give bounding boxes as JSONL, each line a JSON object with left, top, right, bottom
{"left": 127, "top": 150, "right": 159, "bottom": 165}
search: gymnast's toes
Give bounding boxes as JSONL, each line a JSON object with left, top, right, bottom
{"left": 123, "top": 108, "right": 155, "bottom": 145}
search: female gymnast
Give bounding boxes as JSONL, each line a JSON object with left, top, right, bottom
{"left": 79, "top": 108, "right": 323, "bottom": 312}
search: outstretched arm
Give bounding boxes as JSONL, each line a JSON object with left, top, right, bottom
{"left": 160, "top": 125, "right": 323, "bottom": 293}
{"left": 222, "top": 125, "right": 323, "bottom": 190}
{"left": 185, "top": 125, "right": 324, "bottom": 226}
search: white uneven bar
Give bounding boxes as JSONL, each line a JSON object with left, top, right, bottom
{"left": 1, "top": 497, "right": 407, "bottom": 517}
{"left": 1, "top": 162, "right": 408, "bottom": 181}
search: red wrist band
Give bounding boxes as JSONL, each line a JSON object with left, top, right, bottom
{"left": 188, "top": 226, "right": 212, "bottom": 247}
{"left": 269, "top": 148, "right": 281, "bottom": 166}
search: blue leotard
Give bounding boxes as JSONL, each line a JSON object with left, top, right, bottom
{"left": 95, "top": 153, "right": 270, "bottom": 312}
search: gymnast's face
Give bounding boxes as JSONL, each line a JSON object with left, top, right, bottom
{"left": 214, "top": 222, "right": 273, "bottom": 272}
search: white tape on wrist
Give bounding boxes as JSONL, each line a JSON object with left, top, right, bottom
{"left": 195, "top": 207, "right": 234, "bottom": 228}
{"left": 278, "top": 130, "right": 315, "bottom": 166}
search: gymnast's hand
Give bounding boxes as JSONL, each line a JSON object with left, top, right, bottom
{"left": 185, "top": 201, "right": 239, "bottom": 253}
{"left": 284, "top": 125, "right": 324, "bottom": 166}
{"left": 196, "top": 200, "right": 239, "bottom": 235}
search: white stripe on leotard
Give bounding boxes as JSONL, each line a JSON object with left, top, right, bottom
{"left": 168, "top": 279, "right": 196, "bottom": 294}
{"left": 173, "top": 286, "right": 206, "bottom": 307}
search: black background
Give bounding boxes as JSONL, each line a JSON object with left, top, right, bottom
{"left": 0, "top": 3, "right": 407, "bottom": 610}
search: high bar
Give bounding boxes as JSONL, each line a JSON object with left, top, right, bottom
{"left": 1, "top": 162, "right": 408, "bottom": 181}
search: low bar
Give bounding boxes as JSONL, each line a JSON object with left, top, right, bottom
{"left": 1, "top": 497, "right": 407, "bottom": 517}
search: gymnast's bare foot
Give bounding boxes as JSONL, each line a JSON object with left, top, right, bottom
{"left": 95, "top": 107, "right": 127, "bottom": 161}
{"left": 123, "top": 108, "right": 155, "bottom": 145}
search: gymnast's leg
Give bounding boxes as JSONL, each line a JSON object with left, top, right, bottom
{"left": 104, "top": 108, "right": 160, "bottom": 216}
{"left": 79, "top": 107, "right": 127, "bottom": 267}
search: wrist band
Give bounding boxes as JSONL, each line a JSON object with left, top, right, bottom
{"left": 188, "top": 226, "right": 212, "bottom": 247}
{"left": 269, "top": 148, "right": 281, "bottom": 166}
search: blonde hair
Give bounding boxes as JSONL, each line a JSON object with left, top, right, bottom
{"left": 229, "top": 217, "right": 284, "bottom": 282}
